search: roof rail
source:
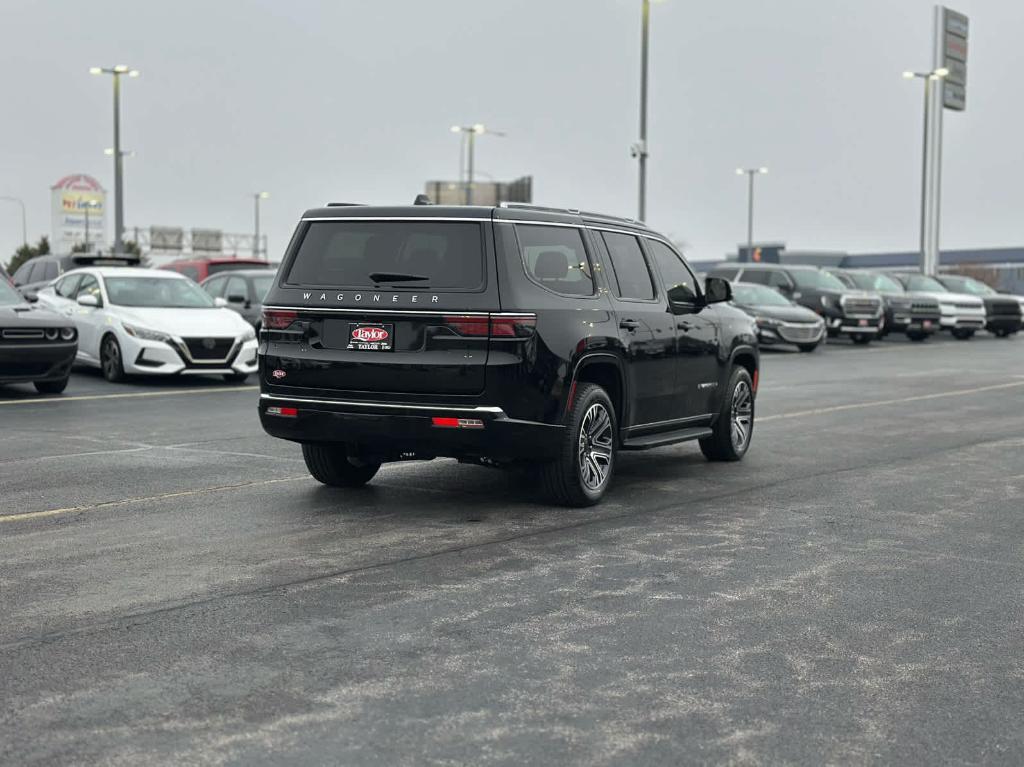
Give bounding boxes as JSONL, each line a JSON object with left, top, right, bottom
{"left": 326, "top": 202, "right": 365, "bottom": 207}
{"left": 498, "top": 202, "right": 641, "bottom": 226}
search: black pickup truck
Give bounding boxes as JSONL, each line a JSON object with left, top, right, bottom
{"left": 258, "top": 202, "right": 759, "bottom": 506}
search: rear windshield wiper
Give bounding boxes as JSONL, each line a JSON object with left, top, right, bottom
{"left": 368, "top": 272, "right": 430, "bottom": 283}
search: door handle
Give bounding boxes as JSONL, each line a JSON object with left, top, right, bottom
{"left": 677, "top": 321, "right": 693, "bottom": 331}
{"left": 619, "top": 319, "right": 640, "bottom": 331}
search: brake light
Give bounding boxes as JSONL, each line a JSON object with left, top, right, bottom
{"left": 441, "top": 314, "right": 536, "bottom": 338}
{"left": 490, "top": 314, "right": 537, "bottom": 337}
{"left": 431, "top": 417, "right": 484, "bottom": 429}
{"left": 266, "top": 406, "right": 298, "bottom": 417}
{"left": 263, "top": 309, "right": 298, "bottom": 330}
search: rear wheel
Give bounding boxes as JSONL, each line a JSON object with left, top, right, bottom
{"left": 700, "top": 367, "right": 754, "bottom": 462}
{"left": 34, "top": 377, "right": 69, "bottom": 394}
{"left": 302, "top": 444, "right": 380, "bottom": 487}
{"left": 539, "top": 383, "right": 616, "bottom": 507}
{"left": 952, "top": 328, "right": 975, "bottom": 340}
{"left": 100, "top": 334, "right": 126, "bottom": 382}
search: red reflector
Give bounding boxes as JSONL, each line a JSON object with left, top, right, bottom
{"left": 431, "top": 417, "right": 484, "bottom": 429}
{"left": 752, "top": 370, "right": 759, "bottom": 393}
{"left": 263, "top": 310, "right": 298, "bottom": 330}
{"left": 266, "top": 406, "right": 298, "bottom": 417}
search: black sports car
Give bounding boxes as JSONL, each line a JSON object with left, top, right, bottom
{"left": 730, "top": 282, "right": 826, "bottom": 352}
{"left": 0, "top": 278, "right": 78, "bottom": 394}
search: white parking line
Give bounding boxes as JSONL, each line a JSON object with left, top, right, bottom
{"left": 759, "top": 380, "right": 1024, "bottom": 422}
{"left": 0, "top": 385, "right": 258, "bottom": 407}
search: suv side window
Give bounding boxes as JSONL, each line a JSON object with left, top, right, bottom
{"left": 55, "top": 274, "right": 82, "bottom": 298}
{"left": 601, "top": 232, "right": 656, "bottom": 300}
{"left": 516, "top": 225, "right": 594, "bottom": 297}
{"left": 646, "top": 239, "right": 700, "bottom": 304}
{"left": 738, "top": 269, "right": 770, "bottom": 285}
{"left": 767, "top": 270, "right": 793, "bottom": 290}
{"left": 202, "top": 276, "right": 227, "bottom": 297}
{"left": 225, "top": 276, "right": 248, "bottom": 302}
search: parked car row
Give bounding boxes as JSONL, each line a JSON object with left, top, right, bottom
{"left": 707, "top": 263, "right": 1022, "bottom": 351}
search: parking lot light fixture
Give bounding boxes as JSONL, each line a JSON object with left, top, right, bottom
{"left": 905, "top": 67, "right": 948, "bottom": 272}
{"left": 90, "top": 65, "right": 139, "bottom": 255}
{"left": 253, "top": 192, "right": 269, "bottom": 258}
{"left": 449, "top": 124, "right": 505, "bottom": 205}
{"left": 737, "top": 167, "right": 768, "bottom": 260}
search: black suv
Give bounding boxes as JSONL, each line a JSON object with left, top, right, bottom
{"left": 259, "top": 203, "right": 759, "bottom": 506}
{"left": 707, "top": 263, "right": 884, "bottom": 344}
{"left": 12, "top": 252, "right": 140, "bottom": 297}
{"left": 826, "top": 268, "right": 941, "bottom": 341}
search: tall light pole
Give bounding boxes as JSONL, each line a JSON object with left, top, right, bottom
{"left": 736, "top": 167, "right": 768, "bottom": 259}
{"left": 903, "top": 67, "right": 948, "bottom": 274}
{"left": 90, "top": 65, "right": 139, "bottom": 255}
{"left": 634, "top": 0, "right": 651, "bottom": 222}
{"left": 82, "top": 200, "right": 100, "bottom": 252}
{"left": 449, "top": 124, "right": 505, "bottom": 205}
{"left": 0, "top": 196, "right": 27, "bottom": 247}
{"left": 253, "top": 192, "right": 269, "bottom": 258}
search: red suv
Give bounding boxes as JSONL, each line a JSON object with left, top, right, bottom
{"left": 159, "top": 258, "right": 271, "bottom": 282}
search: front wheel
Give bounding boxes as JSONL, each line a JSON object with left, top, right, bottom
{"left": 951, "top": 328, "right": 975, "bottom": 340}
{"left": 796, "top": 343, "right": 819, "bottom": 353}
{"left": 539, "top": 383, "right": 616, "bottom": 507}
{"left": 700, "top": 367, "right": 754, "bottom": 462}
{"left": 852, "top": 334, "right": 873, "bottom": 345}
{"left": 100, "top": 335, "right": 126, "bottom": 382}
{"left": 302, "top": 444, "right": 380, "bottom": 487}
{"left": 34, "top": 377, "right": 69, "bottom": 394}
{"left": 906, "top": 331, "right": 928, "bottom": 342}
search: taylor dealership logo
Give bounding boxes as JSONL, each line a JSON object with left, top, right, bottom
{"left": 302, "top": 292, "right": 439, "bottom": 305}
{"left": 351, "top": 326, "right": 390, "bottom": 343}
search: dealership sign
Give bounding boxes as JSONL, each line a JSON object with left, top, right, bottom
{"left": 50, "top": 174, "right": 106, "bottom": 253}
{"left": 940, "top": 7, "right": 968, "bottom": 111}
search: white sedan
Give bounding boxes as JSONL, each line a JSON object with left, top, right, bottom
{"left": 37, "top": 267, "right": 258, "bottom": 383}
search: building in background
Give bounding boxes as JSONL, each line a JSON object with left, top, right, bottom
{"left": 128, "top": 226, "right": 269, "bottom": 267}
{"left": 424, "top": 175, "right": 532, "bottom": 206}
{"left": 50, "top": 174, "right": 106, "bottom": 252}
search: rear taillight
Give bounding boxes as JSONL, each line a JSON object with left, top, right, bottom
{"left": 431, "top": 417, "right": 484, "bottom": 429}
{"left": 263, "top": 309, "right": 298, "bottom": 330}
{"left": 441, "top": 313, "right": 536, "bottom": 338}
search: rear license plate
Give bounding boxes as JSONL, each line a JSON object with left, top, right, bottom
{"left": 347, "top": 323, "right": 394, "bottom": 351}
{"left": 858, "top": 319, "right": 868, "bottom": 326}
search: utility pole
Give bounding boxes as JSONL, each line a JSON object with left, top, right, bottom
{"left": 450, "top": 124, "right": 505, "bottom": 205}
{"left": 636, "top": 0, "right": 650, "bottom": 222}
{"left": 253, "top": 192, "right": 269, "bottom": 258}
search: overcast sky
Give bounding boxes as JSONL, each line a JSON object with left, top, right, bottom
{"left": 0, "top": 0, "right": 1020, "bottom": 265}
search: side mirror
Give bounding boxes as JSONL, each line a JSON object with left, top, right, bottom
{"left": 213, "top": 296, "right": 229, "bottom": 307}
{"left": 77, "top": 293, "right": 100, "bottom": 308}
{"left": 704, "top": 277, "right": 733, "bottom": 304}
{"left": 22, "top": 291, "right": 39, "bottom": 303}
{"left": 776, "top": 282, "right": 794, "bottom": 294}
{"left": 227, "top": 294, "right": 247, "bottom": 304}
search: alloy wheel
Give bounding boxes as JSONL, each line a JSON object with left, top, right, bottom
{"left": 577, "top": 402, "right": 613, "bottom": 491}
{"left": 730, "top": 380, "right": 753, "bottom": 452}
{"left": 102, "top": 338, "right": 120, "bottom": 380}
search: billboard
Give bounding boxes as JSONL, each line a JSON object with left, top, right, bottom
{"left": 50, "top": 174, "right": 106, "bottom": 253}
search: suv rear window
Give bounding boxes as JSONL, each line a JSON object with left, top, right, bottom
{"left": 285, "top": 221, "right": 484, "bottom": 290}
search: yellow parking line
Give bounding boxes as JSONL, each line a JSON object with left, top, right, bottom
{"left": 0, "top": 385, "right": 257, "bottom": 406}
{"left": 0, "top": 475, "right": 307, "bottom": 524}
{"left": 759, "top": 380, "right": 1024, "bottom": 422}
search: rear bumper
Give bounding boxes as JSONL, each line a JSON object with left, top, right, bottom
{"left": 259, "top": 393, "right": 564, "bottom": 461}
{"left": 0, "top": 342, "right": 77, "bottom": 383}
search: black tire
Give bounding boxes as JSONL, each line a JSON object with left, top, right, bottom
{"left": 796, "top": 343, "right": 819, "bottom": 353}
{"left": 223, "top": 372, "right": 249, "bottom": 383}
{"left": 301, "top": 443, "right": 380, "bottom": 488}
{"left": 100, "top": 334, "right": 126, "bottom": 382}
{"left": 700, "top": 367, "right": 754, "bottom": 462}
{"left": 34, "top": 377, "right": 69, "bottom": 394}
{"left": 539, "top": 383, "right": 616, "bottom": 507}
{"left": 906, "top": 331, "right": 928, "bottom": 342}
{"left": 852, "top": 334, "right": 872, "bottom": 345}
{"left": 951, "top": 328, "right": 974, "bottom": 340}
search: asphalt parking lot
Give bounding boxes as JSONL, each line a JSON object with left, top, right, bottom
{"left": 2, "top": 334, "right": 1023, "bottom": 765}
